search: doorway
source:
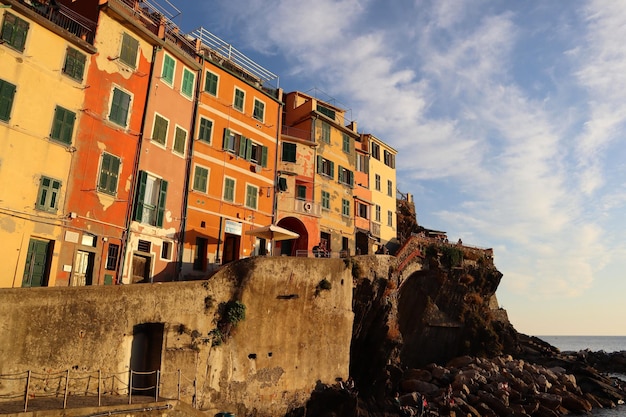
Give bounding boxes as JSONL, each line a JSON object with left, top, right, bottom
{"left": 130, "top": 323, "right": 164, "bottom": 396}
{"left": 132, "top": 254, "right": 151, "bottom": 283}
{"left": 222, "top": 234, "right": 240, "bottom": 264}
{"left": 22, "top": 238, "right": 52, "bottom": 287}
{"left": 71, "top": 250, "right": 95, "bottom": 286}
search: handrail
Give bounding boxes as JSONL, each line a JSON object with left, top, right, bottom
{"left": 0, "top": 368, "right": 196, "bottom": 412}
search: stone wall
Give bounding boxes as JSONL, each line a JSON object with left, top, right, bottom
{"left": 0, "top": 256, "right": 354, "bottom": 417}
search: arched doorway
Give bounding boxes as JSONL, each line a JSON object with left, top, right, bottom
{"left": 276, "top": 217, "right": 309, "bottom": 256}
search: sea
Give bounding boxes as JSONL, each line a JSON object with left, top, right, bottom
{"left": 535, "top": 336, "right": 626, "bottom": 417}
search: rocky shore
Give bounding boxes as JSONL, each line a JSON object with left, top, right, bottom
{"left": 396, "top": 353, "right": 626, "bottom": 416}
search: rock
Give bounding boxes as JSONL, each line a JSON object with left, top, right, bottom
{"left": 400, "top": 379, "right": 439, "bottom": 394}
{"left": 447, "top": 355, "right": 475, "bottom": 369}
{"left": 535, "top": 392, "right": 561, "bottom": 410}
{"left": 478, "top": 391, "right": 510, "bottom": 415}
{"left": 561, "top": 391, "right": 592, "bottom": 414}
{"left": 403, "top": 368, "right": 432, "bottom": 382}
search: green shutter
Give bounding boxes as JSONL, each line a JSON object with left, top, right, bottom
{"left": 338, "top": 165, "right": 344, "bottom": 183}
{"left": 109, "top": 155, "right": 120, "bottom": 193}
{"left": 0, "top": 80, "right": 16, "bottom": 122}
{"left": 156, "top": 180, "right": 168, "bottom": 227}
{"left": 223, "top": 128, "right": 231, "bottom": 150}
{"left": 317, "top": 155, "right": 322, "bottom": 174}
{"left": 99, "top": 153, "right": 111, "bottom": 190}
{"left": 162, "top": 55, "right": 175, "bottom": 83}
{"left": 133, "top": 171, "right": 147, "bottom": 221}
{"left": 329, "top": 161, "right": 335, "bottom": 178}
{"left": 349, "top": 170, "right": 354, "bottom": 187}
{"left": 261, "top": 146, "right": 268, "bottom": 167}
{"left": 239, "top": 136, "right": 248, "bottom": 158}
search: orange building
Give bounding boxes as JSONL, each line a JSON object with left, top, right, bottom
{"left": 181, "top": 28, "right": 282, "bottom": 277}
{"left": 354, "top": 134, "right": 374, "bottom": 254}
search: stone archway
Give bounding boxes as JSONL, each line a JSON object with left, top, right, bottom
{"left": 276, "top": 217, "right": 309, "bottom": 256}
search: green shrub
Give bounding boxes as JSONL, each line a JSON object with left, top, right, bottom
{"left": 225, "top": 301, "right": 246, "bottom": 324}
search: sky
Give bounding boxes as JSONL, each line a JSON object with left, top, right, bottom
{"left": 170, "top": 1, "right": 626, "bottom": 336}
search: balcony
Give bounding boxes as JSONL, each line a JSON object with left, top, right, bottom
{"left": 13, "top": 0, "right": 96, "bottom": 44}
{"left": 294, "top": 199, "right": 321, "bottom": 216}
{"left": 282, "top": 125, "right": 313, "bottom": 142}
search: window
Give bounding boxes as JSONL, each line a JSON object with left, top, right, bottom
{"left": 282, "top": 142, "right": 296, "bottom": 162}
{"left": 36, "top": 176, "right": 61, "bottom": 213}
{"left": 223, "top": 128, "right": 239, "bottom": 153}
{"left": 151, "top": 114, "right": 168, "bottom": 145}
{"left": 105, "top": 243, "right": 120, "bottom": 270}
{"left": 317, "top": 156, "right": 334, "bottom": 178}
{"left": 198, "top": 117, "right": 213, "bottom": 143}
{"left": 192, "top": 165, "right": 209, "bottom": 192}
{"left": 119, "top": 33, "right": 139, "bottom": 68}
{"left": 109, "top": 87, "right": 131, "bottom": 127}
{"left": 204, "top": 71, "right": 218, "bottom": 96}
{"left": 387, "top": 180, "right": 393, "bottom": 197}
{"left": 233, "top": 88, "right": 245, "bottom": 111}
{"left": 98, "top": 153, "right": 120, "bottom": 195}
{"left": 317, "top": 104, "right": 335, "bottom": 120}
{"left": 245, "top": 184, "right": 258, "bottom": 209}
{"left": 181, "top": 68, "right": 195, "bottom": 98}
{"left": 1, "top": 13, "right": 29, "bottom": 52}
{"left": 50, "top": 106, "right": 76, "bottom": 144}
{"left": 296, "top": 185, "right": 307, "bottom": 200}
{"left": 161, "top": 241, "right": 172, "bottom": 260}
{"left": 321, "top": 121, "right": 330, "bottom": 143}
{"left": 356, "top": 153, "right": 369, "bottom": 174}
{"left": 342, "top": 198, "right": 350, "bottom": 217}
{"left": 0, "top": 79, "right": 16, "bottom": 122}
{"left": 338, "top": 166, "right": 354, "bottom": 187}
{"left": 371, "top": 142, "right": 380, "bottom": 160}
{"left": 321, "top": 191, "right": 330, "bottom": 210}
{"left": 63, "top": 47, "right": 86, "bottom": 81}
{"left": 232, "top": 133, "right": 268, "bottom": 167}
{"left": 161, "top": 54, "right": 175, "bottom": 85}
{"left": 223, "top": 177, "right": 235, "bottom": 202}
{"left": 173, "top": 126, "right": 186, "bottom": 155}
{"left": 384, "top": 150, "right": 396, "bottom": 168}
{"left": 253, "top": 98, "right": 265, "bottom": 122}
{"left": 375, "top": 205, "right": 381, "bottom": 222}
{"left": 358, "top": 202, "right": 368, "bottom": 219}
{"left": 387, "top": 210, "right": 393, "bottom": 227}
{"left": 375, "top": 174, "right": 381, "bottom": 191}
{"left": 342, "top": 133, "right": 350, "bottom": 153}
{"left": 133, "top": 171, "right": 168, "bottom": 227}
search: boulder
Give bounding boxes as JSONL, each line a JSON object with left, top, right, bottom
{"left": 561, "top": 391, "right": 592, "bottom": 414}
{"left": 403, "top": 368, "right": 432, "bottom": 382}
{"left": 535, "top": 392, "right": 561, "bottom": 410}
{"left": 400, "top": 379, "right": 439, "bottom": 394}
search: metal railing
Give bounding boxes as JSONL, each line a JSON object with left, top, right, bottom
{"left": 0, "top": 368, "right": 196, "bottom": 412}
{"left": 15, "top": 0, "right": 96, "bottom": 43}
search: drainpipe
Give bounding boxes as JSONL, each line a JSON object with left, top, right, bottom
{"left": 117, "top": 44, "right": 160, "bottom": 284}
{"left": 176, "top": 56, "right": 203, "bottom": 280}
{"left": 271, "top": 89, "right": 284, "bottom": 226}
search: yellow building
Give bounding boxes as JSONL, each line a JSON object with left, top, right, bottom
{"left": 365, "top": 134, "right": 398, "bottom": 251}
{"left": 0, "top": 1, "right": 95, "bottom": 287}
{"left": 282, "top": 92, "right": 358, "bottom": 256}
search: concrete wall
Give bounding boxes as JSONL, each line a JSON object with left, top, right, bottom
{"left": 0, "top": 256, "right": 354, "bottom": 417}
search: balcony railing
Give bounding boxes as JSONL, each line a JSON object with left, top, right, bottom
{"left": 282, "top": 125, "right": 313, "bottom": 142}
{"left": 15, "top": 0, "right": 96, "bottom": 44}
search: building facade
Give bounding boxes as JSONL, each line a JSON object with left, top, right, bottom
{"left": 181, "top": 28, "right": 281, "bottom": 278}
{"left": 0, "top": 0, "right": 97, "bottom": 288}
{"left": 366, "top": 133, "right": 398, "bottom": 251}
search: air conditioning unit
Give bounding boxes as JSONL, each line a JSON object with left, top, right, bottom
{"left": 303, "top": 202, "right": 312, "bottom": 212}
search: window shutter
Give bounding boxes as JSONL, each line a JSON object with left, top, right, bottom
{"left": 338, "top": 165, "right": 344, "bottom": 183}
{"left": 317, "top": 155, "right": 323, "bottom": 174}
{"left": 238, "top": 136, "right": 248, "bottom": 158}
{"left": 133, "top": 171, "right": 147, "bottom": 221}
{"left": 99, "top": 154, "right": 111, "bottom": 190}
{"left": 156, "top": 180, "right": 168, "bottom": 227}
{"left": 349, "top": 170, "right": 354, "bottom": 187}
{"left": 330, "top": 161, "right": 335, "bottom": 178}
{"left": 261, "top": 146, "right": 268, "bottom": 167}
{"left": 245, "top": 139, "right": 252, "bottom": 160}
{"left": 0, "top": 81, "right": 16, "bottom": 121}
{"left": 110, "top": 155, "right": 120, "bottom": 193}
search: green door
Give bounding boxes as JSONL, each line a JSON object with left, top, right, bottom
{"left": 22, "top": 238, "right": 51, "bottom": 287}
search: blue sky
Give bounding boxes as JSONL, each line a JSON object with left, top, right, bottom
{"left": 172, "top": 1, "right": 626, "bottom": 336}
